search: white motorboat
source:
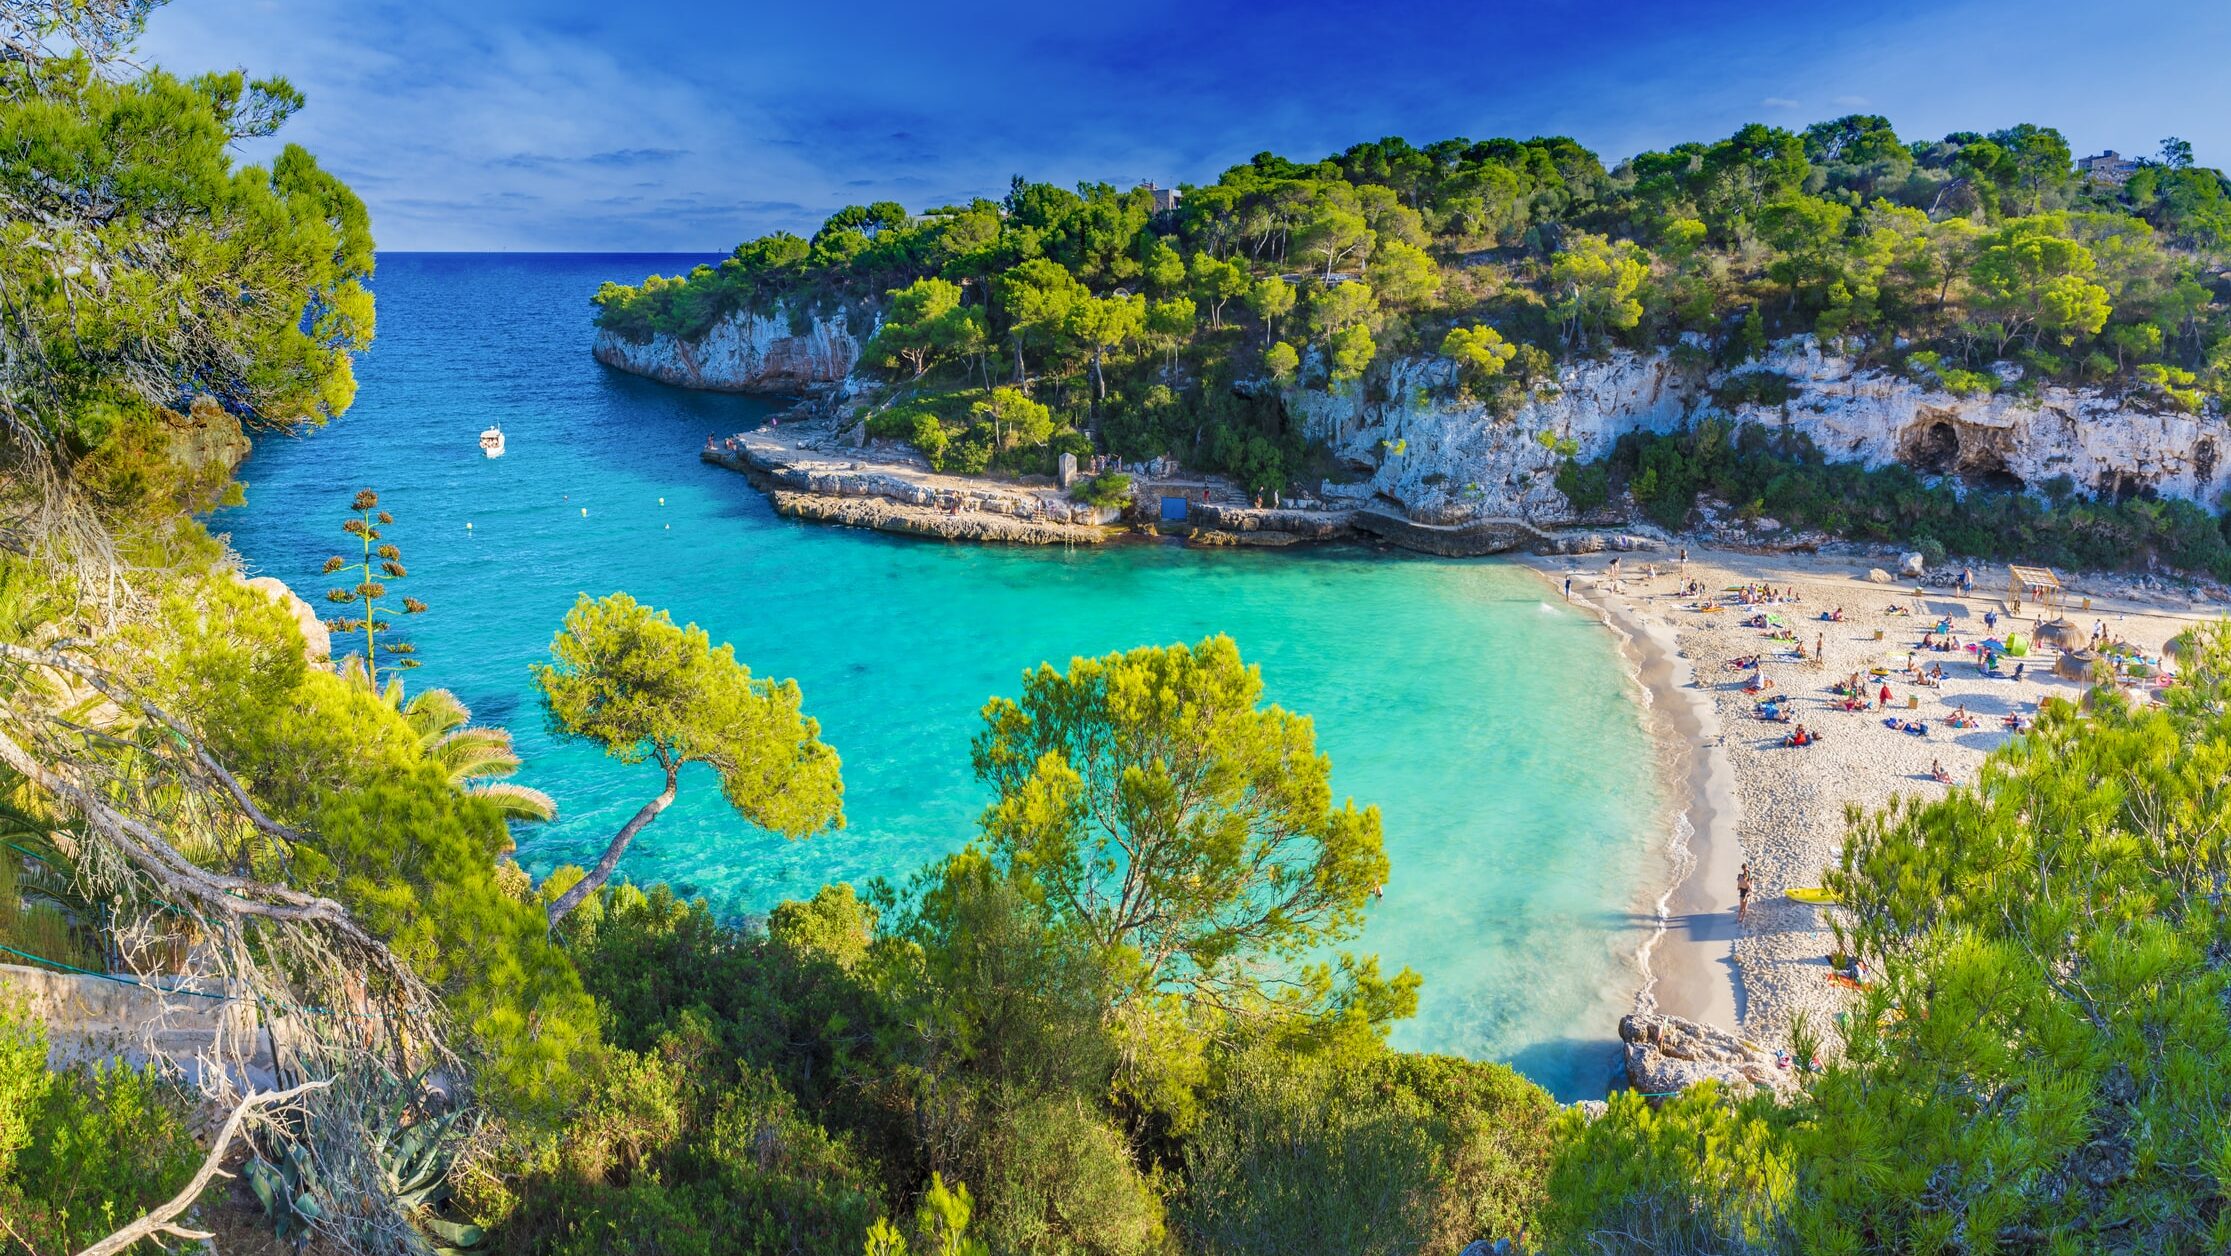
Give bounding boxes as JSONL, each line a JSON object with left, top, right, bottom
{"left": 479, "top": 424, "right": 505, "bottom": 458}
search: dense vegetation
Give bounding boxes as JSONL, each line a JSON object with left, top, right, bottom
{"left": 1559, "top": 419, "right": 2231, "bottom": 578}
{"left": 595, "top": 120, "right": 2231, "bottom": 498}
{"left": 7, "top": 3, "right": 2231, "bottom": 1253}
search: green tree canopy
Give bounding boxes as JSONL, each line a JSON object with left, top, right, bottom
{"left": 866, "top": 277, "right": 986, "bottom": 379}
{"left": 969, "top": 636, "right": 1396, "bottom": 1012}
{"left": 1550, "top": 232, "right": 1649, "bottom": 347}
{"left": 1440, "top": 324, "right": 1518, "bottom": 393}
{"left": 535, "top": 593, "right": 844, "bottom": 923}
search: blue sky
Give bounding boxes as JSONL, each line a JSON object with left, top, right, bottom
{"left": 141, "top": 0, "right": 2231, "bottom": 251}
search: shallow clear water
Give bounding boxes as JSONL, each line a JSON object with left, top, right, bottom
{"left": 213, "top": 253, "right": 1666, "bottom": 1100}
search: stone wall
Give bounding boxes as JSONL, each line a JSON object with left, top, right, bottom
{"left": 0, "top": 962, "right": 279, "bottom": 1089}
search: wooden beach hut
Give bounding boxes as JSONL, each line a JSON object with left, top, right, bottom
{"left": 2006, "top": 565, "right": 2063, "bottom": 615}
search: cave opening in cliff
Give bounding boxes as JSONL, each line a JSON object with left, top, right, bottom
{"left": 1965, "top": 464, "right": 2026, "bottom": 494}
{"left": 1912, "top": 421, "right": 1960, "bottom": 476}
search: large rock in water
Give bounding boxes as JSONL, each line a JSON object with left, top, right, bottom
{"left": 1619, "top": 1012, "right": 1796, "bottom": 1099}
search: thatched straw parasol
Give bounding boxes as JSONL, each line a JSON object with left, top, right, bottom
{"left": 2034, "top": 617, "right": 2083, "bottom": 651}
{"left": 2053, "top": 648, "right": 2099, "bottom": 682}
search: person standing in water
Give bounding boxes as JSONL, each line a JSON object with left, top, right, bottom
{"left": 1563, "top": 576, "right": 1572, "bottom": 600}
{"left": 1737, "top": 862, "right": 1754, "bottom": 924}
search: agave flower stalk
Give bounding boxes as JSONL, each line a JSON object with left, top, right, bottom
{"left": 323, "top": 488, "right": 427, "bottom": 689}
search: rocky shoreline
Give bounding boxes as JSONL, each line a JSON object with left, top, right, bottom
{"left": 705, "top": 417, "right": 1664, "bottom": 558}
{"left": 765, "top": 489, "right": 1112, "bottom": 545}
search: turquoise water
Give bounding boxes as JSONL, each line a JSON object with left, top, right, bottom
{"left": 213, "top": 254, "right": 1666, "bottom": 1100}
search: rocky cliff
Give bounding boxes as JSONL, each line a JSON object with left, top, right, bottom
{"left": 603, "top": 307, "right": 2227, "bottom": 527}
{"left": 593, "top": 304, "right": 864, "bottom": 393}
{"left": 1297, "top": 337, "right": 2229, "bottom": 526}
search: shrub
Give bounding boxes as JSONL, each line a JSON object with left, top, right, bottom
{"left": 0, "top": 1009, "right": 202, "bottom": 1254}
{"left": 1938, "top": 367, "right": 1998, "bottom": 397}
{"left": 1710, "top": 369, "right": 1796, "bottom": 409}
{"left": 1555, "top": 460, "right": 1611, "bottom": 514}
{"left": 1070, "top": 472, "right": 1133, "bottom": 509}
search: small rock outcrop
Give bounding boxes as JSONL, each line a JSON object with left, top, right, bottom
{"left": 237, "top": 572, "right": 331, "bottom": 664}
{"left": 769, "top": 491, "right": 1110, "bottom": 545}
{"left": 164, "top": 395, "right": 251, "bottom": 474}
{"left": 1619, "top": 1012, "right": 1797, "bottom": 1099}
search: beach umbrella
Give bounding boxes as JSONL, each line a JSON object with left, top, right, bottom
{"left": 2034, "top": 617, "right": 2082, "bottom": 651}
{"left": 2054, "top": 648, "right": 2099, "bottom": 682}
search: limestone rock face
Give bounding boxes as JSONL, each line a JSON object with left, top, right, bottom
{"left": 239, "top": 573, "right": 331, "bottom": 664}
{"left": 1619, "top": 1012, "right": 1798, "bottom": 1099}
{"left": 1288, "top": 335, "right": 2228, "bottom": 526}
{"left": 164, "top": 396, "right": 251, "bottom": 474}
{"left": 593, "top": 304, "right": 862, "bottom": 394}
{"left": 617, "top": 309, "right": 2226, "bottom": 534}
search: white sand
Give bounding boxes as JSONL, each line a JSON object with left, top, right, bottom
{"left": 1530, "top": 547, "right": 2207, "bottom": 1054}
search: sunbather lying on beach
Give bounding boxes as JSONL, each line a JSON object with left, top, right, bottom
{"left": 1930, "top": 759, "right": 1953, "bottom": 784}
{"left": 1884, "top": 718, "right": 1929, "bottom": 736}
{"left": 1726, "top": 654, "right": 1761, "bottom": 670}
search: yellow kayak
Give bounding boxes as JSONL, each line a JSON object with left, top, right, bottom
{"left": 1785, "top": 886, "right": 1841, "bottom": 905}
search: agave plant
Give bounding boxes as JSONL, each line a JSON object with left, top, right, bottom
{"left": 247, "top": 1096, "right": 486, "bottom": 1256}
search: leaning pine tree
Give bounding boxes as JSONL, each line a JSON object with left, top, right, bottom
{"left": 323, "top": 488, "right": 426, "bottom": 690}
{"left": 534, "top": 592, "right": 845, "bottom": 924}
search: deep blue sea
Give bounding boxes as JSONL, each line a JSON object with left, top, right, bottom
{"left": 214, "top": 253, "right": 1667, "bottom": 1099}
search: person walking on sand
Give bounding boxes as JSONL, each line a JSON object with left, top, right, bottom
{"left": 1737, "top": 862, "right": 1754, "bottom": 924}
{"left": 1563, "top": 577, "right": 1572, "bottom": 600}
{"left": 1878, "top": 681, "right": 1892, "bottom": 709}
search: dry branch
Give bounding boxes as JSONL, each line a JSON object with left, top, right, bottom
{"left": 74, "top": 1078, "right": 333, "bottom": 1256}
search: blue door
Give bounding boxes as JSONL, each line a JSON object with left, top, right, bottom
{"left": 1159, "top": 495, "right": 1190, "bottom": 522}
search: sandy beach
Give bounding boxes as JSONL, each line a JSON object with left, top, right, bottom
{"left": 1528, "top": 546, "right": 2214, "bottom": 1056}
